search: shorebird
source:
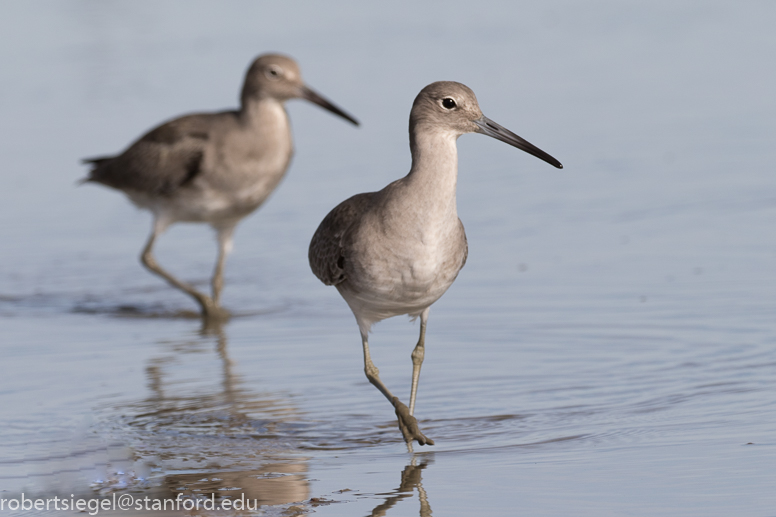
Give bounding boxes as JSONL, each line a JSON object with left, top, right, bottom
{"left": 309, "top": 81, "right": 562, "bottom": 445}
{"left": 83, "top": 54, "right": 359, "bottom": 320}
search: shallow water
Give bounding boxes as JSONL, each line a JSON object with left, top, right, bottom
{"left": 1, "top": 1, "right": 776, "bottom": 515}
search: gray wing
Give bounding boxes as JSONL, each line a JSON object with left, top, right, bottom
{"left": 308, "top": 192, "right": 374, "bottom": 286}
{"left": 82, "top": 112, "right": 235, "bottom": 196}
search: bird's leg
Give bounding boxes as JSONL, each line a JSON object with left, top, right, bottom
{"left": 360, "top": 331, "right": 434, "bottom": 446}
{"left": 361, "top": 330, "right": 396, "bottom": 402}
{"left": 408, "top": 308, "right": 429, "bottom": 416}
{"left": 140, "top": 220, "right": 220, "bottom": 320}
{"left": 211, "top": 223, "right": 236, "bottom": 307}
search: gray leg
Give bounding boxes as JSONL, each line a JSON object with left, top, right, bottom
{"left": 211, "top": 223, "right": 236, "bottom": 306}
{"left": 360, "top": 330, "right": 434, "bottom": 446}
{"left": 361, "top": 330, "right": 396, "bottom": 403}
{"left": 408, "top": 307, "right": 429, "bottom": 416}
{"left": 140, "top": 218, "right": 220, "bottom": 319}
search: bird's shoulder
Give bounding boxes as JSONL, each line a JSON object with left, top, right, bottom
{"left": 309, "top": 192, "right": 375, "bottom": 286}
{"left": 137, "top": 110, "right": 241, "bottom": 145}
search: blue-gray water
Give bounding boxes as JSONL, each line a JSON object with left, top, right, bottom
{"left": 1, "top": 1, "right": 775, "bottom": 516}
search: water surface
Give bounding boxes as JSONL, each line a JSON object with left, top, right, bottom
{"left": 1, "top": 1, "right": 775, "bottom": 515}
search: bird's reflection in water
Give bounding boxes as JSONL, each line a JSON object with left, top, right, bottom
{"left": 367, "top": 456, "right": 433, "bottom": 517}
{"left": 112, "top": 324, "right": 310, "bottom": 508}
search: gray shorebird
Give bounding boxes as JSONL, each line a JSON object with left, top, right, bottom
{"left": 309, "top": 81, "right": 561, "bottom": 445}
{"left": 84, "top": 54, "right": 359, "bottom": 320}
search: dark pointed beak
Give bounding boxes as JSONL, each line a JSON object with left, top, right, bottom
{"left": 301, "top": 86, "right": 360, "bottom": 126}
{"left": 473, "top": 115, "right": 562, "bottom": 169}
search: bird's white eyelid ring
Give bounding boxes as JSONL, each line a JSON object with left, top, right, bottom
{"left": 265, "top": 65, "right": 283, "bottom": 80}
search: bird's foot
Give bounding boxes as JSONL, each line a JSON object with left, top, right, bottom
{"left": 202, "top": 306, "right": 230, "bottom": 324}
{"left": 392, "top": 397, "right": 435, "bottom": 446}
{"left": 195, "top": 294, "right": 230, "bottom": 324}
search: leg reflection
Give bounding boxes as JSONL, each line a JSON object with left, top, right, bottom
{"left": 133, "top": 327, "right": 310, "bottom": 506}
{"left": 368, "top": 456, "right": 433, "bottom": 517}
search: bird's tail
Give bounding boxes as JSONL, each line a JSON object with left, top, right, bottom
{"left": 78, "top": 155, "right": 114, "bottom": 186}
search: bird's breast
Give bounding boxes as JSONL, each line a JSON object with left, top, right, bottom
{"left": 347, "top": 218, "right": 466, "bottom": 313}
{"left": 199, "top": 119, "right": 293, "bottom": 213}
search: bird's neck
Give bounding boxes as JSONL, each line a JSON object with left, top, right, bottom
{"left": 239, "top": 97, "right": 289, "bottom": 131}
{"left": 404, "top": 125, "right": 460, "bottom": 219}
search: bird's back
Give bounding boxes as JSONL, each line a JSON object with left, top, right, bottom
{"left": 83, "top": 111, "right": 236, "bottom": 197}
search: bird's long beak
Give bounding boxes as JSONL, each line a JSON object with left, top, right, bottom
{"left": 301, "top": 86, "right": 360, "bottom": 126}
{"left": 473, "top": 115, "right": 562, "bottom": 169}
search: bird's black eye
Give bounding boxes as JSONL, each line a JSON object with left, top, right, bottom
{"left": 442, "top": 98, "right": 457, "bottom": 109}
{"left": 265, "top": 66, "right": 282, "bottom": 80}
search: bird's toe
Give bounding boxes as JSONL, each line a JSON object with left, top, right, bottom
{"left": 393, "top": 398, "right": 435, "bottom": 446}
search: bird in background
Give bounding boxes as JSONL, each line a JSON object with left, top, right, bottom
{"left": 309, "top": 81, "right": 562, "bottom": 446}
{"left": 83, "top": 53, "right": 359, "bottom": 321}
